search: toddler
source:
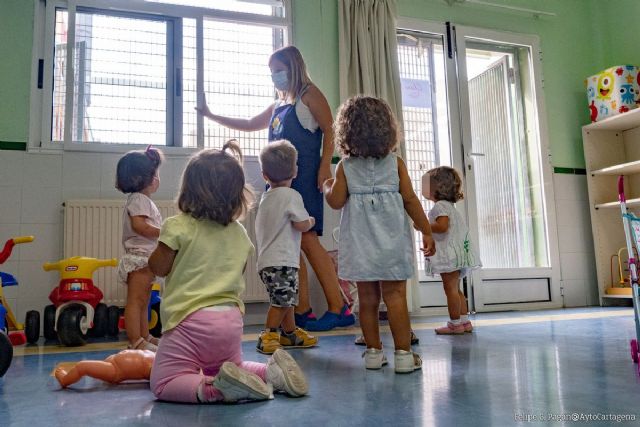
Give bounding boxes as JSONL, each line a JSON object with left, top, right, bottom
{"left": 116, "top": 145, "right": 163, "bottom": 351}
{"left": 324, "top": 96, "right": 435, "bottom": 373}
{"left": 422, "top": 166, "right": 481, "bottom": 334}
{"left": 255, "top": 140, "right": 318, "bottom": 354}
{"left": 148, "top": 140, "right": 308, "bottom": 403}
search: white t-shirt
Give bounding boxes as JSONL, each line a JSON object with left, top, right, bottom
{"left": 273, "top": 99, "right": 319, "bottom": 132}
{"left": 255, "top": 187, "right": 311, "bottom": 271}
{"left": 122, "top": 192, "right": 162, "bottom": 255}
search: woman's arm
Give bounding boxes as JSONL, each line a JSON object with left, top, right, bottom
{"left": 302, "top": 85, "right": 334, "bottom": 190}
{"left": 323, "top": 161, "right": 348, "bottom": 209}
{"left": 196, "top": 97, "right": 274, "bottom": 132}
{"left": 130, "top": 216, "right": 160, "bottom": 239}
{"left": 148, "top": 242, "right": 177, "bottom": 278}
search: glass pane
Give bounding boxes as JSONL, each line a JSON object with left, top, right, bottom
{"left": 397, "top": 31, "right": 452, "bottom": 272}
{"left": 144, "top": 0, "right": 283, "bottom": 16}
{"left": 465, "top": 42, "right": 549, "bottom": 268}
{"left": 52, "top": 10, "right": 168, "bottom": 145}
{"left": 202, "top": 18, "right": 283, "bottom": 155}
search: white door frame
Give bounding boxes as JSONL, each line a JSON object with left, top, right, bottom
{"left": 453, "top": 24, "right": 562, "bottom": 311}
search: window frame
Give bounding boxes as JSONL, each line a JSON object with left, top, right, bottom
{"left": 29, "top": 0, "right": 292, "bottom": 154}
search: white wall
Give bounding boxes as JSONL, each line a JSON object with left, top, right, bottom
{"left": 552, "top": 172, "right": 599, "bottom": 307}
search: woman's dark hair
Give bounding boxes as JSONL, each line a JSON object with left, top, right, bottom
{"left": 428, "top": 166, "right": 464, "bottom": 203}
{"left": 115, "top": 146, "right": 163, "bottom": 193}
{"left": 334, "top": 95, "right": 398, "bottom": 158}
{"left": 178, "top": 140, "right": 255, "bottom": 225}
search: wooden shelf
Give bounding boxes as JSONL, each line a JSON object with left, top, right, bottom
{"left": 592, "top": 160, "right": 640, "bottom": 176}
{"left": 594, "top": 198, "right": 640, "bottom": 209}
{"left": 584, "top": 107, "right": 640, "bottom": 131}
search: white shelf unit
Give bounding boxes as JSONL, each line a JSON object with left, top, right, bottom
{"left": 583, "top": 108, "right": 640, "bottom": 304}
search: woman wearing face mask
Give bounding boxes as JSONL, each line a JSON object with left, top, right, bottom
{"left": 197, "top": 45, "right": 354, "bottom": 332}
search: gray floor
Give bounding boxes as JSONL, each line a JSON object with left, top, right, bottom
{"left": 1, "top": 307, "right": 639, "bottom": 426}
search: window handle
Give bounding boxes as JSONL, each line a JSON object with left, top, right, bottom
{"left": 468, "top": 152, "right": 485, "bottom": 157}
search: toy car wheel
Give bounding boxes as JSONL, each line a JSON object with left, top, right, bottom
{"left": 0, "top": 332, "right": 13, "bottom": 377}
{"left": 43, "top": 304, "right": 57, "bottom": 341}
{"left": 89, "top": 303, "right": 108, "bottom": 338}
{"left": 25, "top": 310, "right": 40, "bottom": 344}
{"left": 57, "top": 304, "right": 87, "bottom": 347}
{"left": 107, "top": 305, "right": 120, "bottom": 337}
{"left": 631, "top": 339, "right": 639, "bottom": 363}
{"left": 148, "top": 302, "right": 162, "bottom": 338}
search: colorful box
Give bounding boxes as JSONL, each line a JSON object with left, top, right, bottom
{"left": 586, "top": 65, "right": 639, "bottom": 122}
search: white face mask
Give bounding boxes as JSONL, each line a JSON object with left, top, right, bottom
{"left": 271, "top": 70, "right": 289, "bottom": 91}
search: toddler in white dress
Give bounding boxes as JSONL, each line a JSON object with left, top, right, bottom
{"left": 422, "top": 167, "right": 481, "bottom": 335}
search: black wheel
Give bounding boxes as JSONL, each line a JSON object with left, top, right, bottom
{"left": 0, "top": 332, "right": 13, "bottom": 377}
{"left": 25, "top": 310, "right": 40, "bottom": 344}
{"left": 57, "top": 304, "right": 87, "bottom": 346}
{"left": 148, "top": 302, "right": 162, "bottom": 338}
{"left": 107, "top": 305, "right": 120, "bottom": 337}
{"left": 89, "top": 303, "right": 108, "bottom": 338}
{"left": 43, "top": 304, "right": 57, "bottom": 341}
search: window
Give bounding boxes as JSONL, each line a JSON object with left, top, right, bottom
{"left": 38, "top": 0, "right": 289, "bottom": 154}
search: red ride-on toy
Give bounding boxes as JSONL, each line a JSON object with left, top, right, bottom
{"left": 40, "top": 256, "right": 117, "bottom": 346}
{"left": 0, "top": 236, "right": 35, "bottom": 377}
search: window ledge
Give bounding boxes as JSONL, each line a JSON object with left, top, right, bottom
{"left": 28, "top": 142, "right": 199, "bottom": 157}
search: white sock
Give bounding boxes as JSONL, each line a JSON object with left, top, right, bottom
{"left": 450, "top": 318, "right": 462, "bottom": 325}
{"left": 460, "top": 314, "right": 469, "bottom": 322}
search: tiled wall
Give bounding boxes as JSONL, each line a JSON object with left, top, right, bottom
{"left": 552, "top": 172, "right": 600, "bottom": 307}
{"left": 0, "top": 150, "right": 602, "bottom": 328}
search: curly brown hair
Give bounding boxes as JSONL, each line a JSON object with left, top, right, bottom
{"left": 115, "top": 146, "right": 164, "bottom": 193}
{"left": 333, "top": 95, "right": 398, "bottom": 158}
{"left": 178, "top": 140, "right": 255, "bottom": 225}
{"left": 425, "top": 166, "right": 464, "bottom": 203}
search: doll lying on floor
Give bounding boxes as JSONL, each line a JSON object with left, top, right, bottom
{"left": 55, "top": 349, "right": 155, "bottom": 388}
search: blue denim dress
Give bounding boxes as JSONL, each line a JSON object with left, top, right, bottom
{"left": 337, "top": 154, "right": 415, "bottom": 281}
{"left": 268, "top": 87, "right": 324, "bottom": 236}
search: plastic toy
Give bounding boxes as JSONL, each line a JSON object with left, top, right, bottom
{"left": 54, "top": 349, "right": 155, "bottom": 388}
{"left": 0, "top": 236, "right": 35, "bottom": 377}
{"left": 39, "top": 256, "right": 117, "bottom": 346}
{"left": 617, "top": 175, "right": 640, "bottom": 371}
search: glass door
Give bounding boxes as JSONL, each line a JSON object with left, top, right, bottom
{"left": 454, "top": 26, "right": 561, "bottom": 311}
{"left": 396, "top": 21, "right": 466, "bottom": 310}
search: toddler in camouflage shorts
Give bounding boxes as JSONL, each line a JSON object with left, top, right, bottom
{"left": 255, "top": 140, "right": 319, "bottom": 354}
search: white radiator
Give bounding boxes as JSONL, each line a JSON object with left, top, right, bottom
{"left": 63, "top": 200, "right": 267, "bottom": 306}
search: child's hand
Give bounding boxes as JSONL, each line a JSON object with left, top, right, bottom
{"left": 421, "top": 233, "right": 436, "bottom": 257}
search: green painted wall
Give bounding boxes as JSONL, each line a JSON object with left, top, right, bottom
{"left": 292, "top": 0, "right": 615, "bottom": 169}
{"left": 3, "top": 0, "right": 640, "bottom": 168}
{"left": 0, "top": 0, "right": 34, "bottom": 148}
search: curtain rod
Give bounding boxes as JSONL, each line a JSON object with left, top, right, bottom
{"left": 445, "top": 0, "right": 556, "bottom": 17}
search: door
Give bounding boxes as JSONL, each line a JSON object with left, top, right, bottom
{"left": 397, "top": 20, "right": 561, "bottom": 312}
{"left": 454, "top": 27, "right": 561, "bottom": 311}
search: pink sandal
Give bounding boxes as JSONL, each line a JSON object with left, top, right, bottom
{"left": 435, "top": 321, "right": 465, "bottom": 335}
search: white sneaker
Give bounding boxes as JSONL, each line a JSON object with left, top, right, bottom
{"left": 394, "top": 350, "right": 422, "bottom": 373}
{"left": 265, "top": 348, "right": 308, "bottom": 397}
{"left": 363, "top": 348, "right": 387, "bottom": 370}
{"left": 212, "top": 362, "right": 273, "bottom": 402}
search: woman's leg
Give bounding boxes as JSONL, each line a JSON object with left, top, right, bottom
{"left": 295, "top": 255, "right": 311, "bottom": 314}
{"left": 441, "top": 271, "right": 462, "bottom": 320}
{"left": 300, "top": 231, "right": 344, "bottom": 313}
{"left": 125, "top": 267, "right": 154, "bottom": 345}
{"left": 357, "top": 281, "right": 382, "bottom": 349}
{"left": 381, "top": 280, "right": 411, "bottom": 352}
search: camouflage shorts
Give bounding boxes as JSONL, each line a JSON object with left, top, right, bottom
{"left": 259, "top": 266, "right": 299, "bottom": 307}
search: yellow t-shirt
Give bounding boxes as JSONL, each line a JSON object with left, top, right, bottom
{"left": 159, "top": 213, "right": 254, "bottom": 332}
